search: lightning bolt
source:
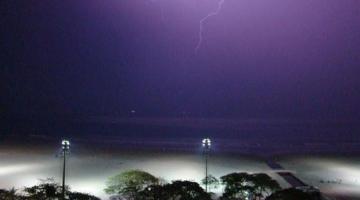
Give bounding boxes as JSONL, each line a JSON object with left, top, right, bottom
{"left": 195, "top": 0, "right": 225, "bottom": 53}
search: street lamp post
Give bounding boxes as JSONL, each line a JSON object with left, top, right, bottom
{"left": 61, "top": 139, "right": 70, "bottom": 200}
{"left": 202, "top": 138, "right": 211, "bottom": 193}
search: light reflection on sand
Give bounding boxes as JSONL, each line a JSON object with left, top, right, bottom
{"left": 1, "top": 146, "right": 360, "bottom": 199}
{"left": 279, "top": 156, "right": 360, "bottom": 198}
{"left": 0, "top": 147, "right": 269, "bottom": 199}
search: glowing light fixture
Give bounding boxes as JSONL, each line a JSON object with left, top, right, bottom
{"left": 62, "top": 140, "right": 70, "bottom": 151}
{"left": 202, "top": 138, "right": 211, "bottom": 150}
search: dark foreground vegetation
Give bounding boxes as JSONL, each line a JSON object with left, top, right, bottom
{"left": 0, "top": 178, "right": 100, "bottom": 200}
{"left": 0, "top": 170, "right": 321, "bottom": 200}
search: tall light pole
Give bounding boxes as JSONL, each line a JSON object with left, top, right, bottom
{"left": 61, "top": 139, "right": 70, "bottom": 200}
{"left": 202, "top": 138, "right": 211, "bottom": 193}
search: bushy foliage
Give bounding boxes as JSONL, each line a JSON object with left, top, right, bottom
{"left": 0, "top": 178, "right": 100, "bottom": 200}
{"left": 0, "top": 188, "right": 22, "bottom": 200}
{"left": 221, "top": 172, "right": 281, "bottom": 200}
{"left": 251, "top": 173, "right": 281, "bottom": 198}
{"left": 139, "top": 180, "right": 211, "bottom": 200}
{"left": 201, "top": 174, "right": 220, "bottom": 191}
{"left": 2, "top": 171, "right": 314, "bottom": 200}
{"left": 105, "top": 170, "right": 159, "bottom": 200}
{"left": 68, "top": 192, "right": 101, "bottom": 200}
{"left": 23, "top": 178, "right": 64, "bottom": 200}
{"left": 265, "top": 188, "right": 318, "bottom": 200}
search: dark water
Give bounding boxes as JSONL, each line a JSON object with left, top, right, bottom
{"left": 2, "top": 116, "right": 360, "bottom": 155}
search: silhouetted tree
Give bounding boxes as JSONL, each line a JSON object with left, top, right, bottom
{"left": 201, "top": 174, "right": 220, "bottom": 192}
{"left": 0, "top": 188, "right": 22, "bottom": 200}
{"left": 1, "top": 179, "right": 100, "bottom": 200}
{"left": 105, "top": 170, "right": 159, "bottom": 200}
{"left": 23, "top": 178, "right": 65, "bottom": 200}
{"left": 138, "top": 184, "right": 164, "bottom": 200}
{"left": 251, "top": 173, "right": 281, "bottom": 199}
{"left": 265, "top": 188, "right": 316, "bottom": 200}
{"left": 221, "top": 172, "right": 254, "bottom": 200}
{"left": 68, "top": 192, "right": 101, "bottom": 200}
{"left": 139, "top": 180, "right": 211, "bottom": 200}
{"left": 221, "top": 172, "right": 280, "bottom": 200}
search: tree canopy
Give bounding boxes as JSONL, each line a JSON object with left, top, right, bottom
{"left": 221, "top": 172, "right": 280, "bottom": 200}
{"left": 0, "top": 178, "right": 100, "bottom": 200}
{"left": 251, "top": 173, "right": 281, "bottom": 198}
{"left": 265, "top": 188, "right": 319, "bottom": 200}
{"left": 201, "top": 174, "right": 220, "bottom": 192}
{"left": 0, "top": 188, "right": 22, "bottom": 200}
{"left": 68, "top": 192, "right": 101, "bottom": 200}
{"left": 23, "top": 178, "right": 64, "bottom": 200}
{"left": 105, "top": 170, "right": 159, "bottom": 200}
{"left": 139, "top": 180, "right": 211, "bottom": 200}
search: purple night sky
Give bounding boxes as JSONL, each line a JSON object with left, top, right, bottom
{"left": 3, "top": 3, "right": 360, "bottom": 198}
{"left": 1, "top": 0, "right": 360, "bottom": 126}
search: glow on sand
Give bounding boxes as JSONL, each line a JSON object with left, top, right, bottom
{"left": 1, "top": 149, "right": 360, "bottom": 199}
{"left": 279, "top": 156, "right": 360, "bottom": 197}
{"left": 0, "top": 149, "right": 268, "bottom": 198}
